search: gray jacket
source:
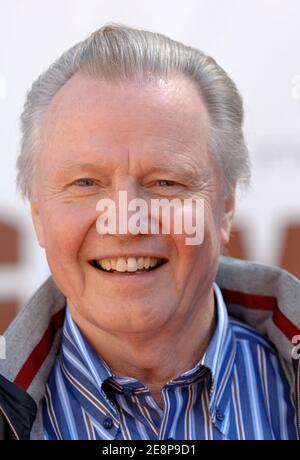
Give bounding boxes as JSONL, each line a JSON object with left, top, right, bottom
{"left": 0, "top": 256, "right": 299, "bottom": 439}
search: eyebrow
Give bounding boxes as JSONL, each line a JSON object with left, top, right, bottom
{"left": 149, "top": 156, "right": 211, "bottom": 184}
{"left": 51, "top": 161, "right": 110, "bottom": 172}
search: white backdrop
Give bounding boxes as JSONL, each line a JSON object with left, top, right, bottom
{"left": 0, "top": 0, "right": 299, "bottom": 307}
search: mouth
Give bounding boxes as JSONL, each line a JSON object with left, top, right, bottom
{"left": 89, "top": 256, "right": 168, "bottom": 275}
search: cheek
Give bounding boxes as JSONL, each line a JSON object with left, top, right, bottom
{"left": 171, "top": 204, "right": 222, "bottom": 281}
{"left": 40, "top": 201, "right": 97, "bottom": 261}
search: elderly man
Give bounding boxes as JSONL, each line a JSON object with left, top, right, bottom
{"left": 0, "top": 24, "right": 299, "bottom": 441}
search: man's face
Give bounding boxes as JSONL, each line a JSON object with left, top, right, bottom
{"left": 31, "top": 73, "right": 234, "bottom": 334}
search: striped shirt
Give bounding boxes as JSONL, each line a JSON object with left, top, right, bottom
{"left": 42, "top": 283, "right": 298, "bottom": 440}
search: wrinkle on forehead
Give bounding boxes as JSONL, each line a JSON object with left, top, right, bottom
{"left": 38, "top": 72, "right": 214, "bottom": 185}
{"left": 41, "top": 72, "right": 209, "bottom": 133}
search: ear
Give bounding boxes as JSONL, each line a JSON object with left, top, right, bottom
{"left": 30, "top": 201, "right": 45, "bottom": 248}
{"left": 220, "top": 191, "right": 236, "bottom": 247}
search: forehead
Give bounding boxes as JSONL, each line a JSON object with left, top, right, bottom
{"left": 39, "top": 72, "right": 210, "bottom": 170}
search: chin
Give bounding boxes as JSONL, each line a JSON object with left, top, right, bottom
{"left": 89, "top": 304, "right": 170, "bottom": 334}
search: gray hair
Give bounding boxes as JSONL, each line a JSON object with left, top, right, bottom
{"left": 16, "top": 23, "right": 250, "bottom": 199}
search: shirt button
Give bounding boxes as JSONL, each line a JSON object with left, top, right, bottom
{"left": 216, "top": 410, "right": 224, "bottom": 422}
{"left": 123, "top": 387, "right": 134, "bottom": 396}
{"left": 103, "top": 417, "right": 113, "bottom": 430}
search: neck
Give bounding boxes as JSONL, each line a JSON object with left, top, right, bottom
{"left": 69, "top": 288, "right": 216, "bottom": 402}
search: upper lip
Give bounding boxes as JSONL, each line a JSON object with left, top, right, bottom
{"left": 89, "top": 253, "right": 169, "bottom": 261}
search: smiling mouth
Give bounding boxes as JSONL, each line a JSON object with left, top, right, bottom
{"left": 89, "top": 257, "right": 168, "bottom": 275}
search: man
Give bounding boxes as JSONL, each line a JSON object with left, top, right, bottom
{"left": 0, "top": 24, "right": 299, "bottom": 440}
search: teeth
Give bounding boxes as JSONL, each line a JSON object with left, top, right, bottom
{"left": 144, "top": 257, "right": 150, "bottom": 269}
{"left": 102, "top": 259, "right": 107, "bottom": 270}
{"left": 97, "top": 256, "right": 163, "bottom": 272}
{"left": 104, "top": 259, "right": 111, "bottom": 270}
{"left": 116, "top": 258, "right": 127, "bottom": 272}
{"left": 110, "top": 259, "right": 116, "bottom": 270}
{"left": 137, "top": 257, "right": 144, "bottom": 269}
{"left": 127, "top": 257, "right": 137, "bottom": 272}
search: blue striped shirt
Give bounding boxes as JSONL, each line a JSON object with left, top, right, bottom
{"left": 42, "top": 283, "right": 297, "bottom": 440}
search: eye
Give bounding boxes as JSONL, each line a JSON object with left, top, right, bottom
{"left": 73, "top": 178, "right": 97, "bottom": 187}
{"left": 156, "top": 180, "right": 177, "bottom": 187}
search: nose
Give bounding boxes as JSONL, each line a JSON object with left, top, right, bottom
{"left": 114, "top": 176, "right": 140, "bottom": 205}
{"left": 113, "top": 176, "right": 150, "bottom": 241}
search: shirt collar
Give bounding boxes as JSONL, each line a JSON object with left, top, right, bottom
{"left": 202, "top": 282, "right": 236, "bottom": 416}
{"left": 166, "top": 283, "right": 236, "bottom": 408}
{"left": 62, "top": 307, "right": 113, "bottom": 393}
{"left": 202, "top": 283, "right": 235, "bottom": 380}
